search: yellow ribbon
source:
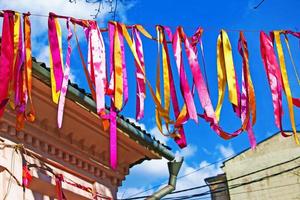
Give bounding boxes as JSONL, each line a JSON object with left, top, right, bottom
{"left": 274, "top": 31, "right": 299, "bottom": 144}
{"left": 120, "top": 23, "right": 170, "bottom": 119}
{"left": 121, "top": 23, "right": 178, "bottom": 135}
{"left": 283, "top": 34, "right": 300, "bottom": 86}
{"left": 112, "top": 22, "right": 123, "bottom": 110}
{"left": 155, "top": 30, "right": 163, "bottom": 132}
{"left": 216, "top": 30, "right": 239, "bottom": 121}
{"left": 154, "top": 26, "right": 172, "bottom": 134}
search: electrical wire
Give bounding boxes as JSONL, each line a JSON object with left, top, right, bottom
{"left": 0, "top": 10, "right": 289, "bottom": 33}
{"left": 162, "top": 164, "right": 300, "bottom": 200}
{"left": 124, "top": 153, "right": 236, "bottom": 199}
{"left": 120, "top": 156, "right": 300, "bottom": 200}
{"left": 194, "top": 182, "right": 299, "bottom": 200}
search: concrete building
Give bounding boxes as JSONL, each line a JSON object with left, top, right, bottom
{"left": 0, "top": 60, "right": 177, "bottom": 199}
{"left": 206, "top": 132, "right": 300, "bottom": 200}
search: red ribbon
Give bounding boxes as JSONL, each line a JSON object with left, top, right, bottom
{"left": 22, "top": 165, "right": 32, "bottom": 187}
{"left": 55, "top": 174, "right": 66, "bottom": 200}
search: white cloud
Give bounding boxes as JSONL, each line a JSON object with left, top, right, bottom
{"left": 216, "top": 143, "right": 235, "bottom": 158}
{"left": 130, "top": 158, "right": 169, "bottom": 180}
{"left": 175, "top": 144, "right": 198, "bottom": 158}
{"left": 119, "top": 143, "right": 234, "bottom": 199}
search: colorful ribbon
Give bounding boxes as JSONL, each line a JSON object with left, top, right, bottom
{"left": 48, "top": 13, "right": 64, "bottom": 104}
{"left": 55, "top": 174, "right": 66, "bottom": 200}
{"left": 273, "top": 31, "right": 299, "bottom": 143}
{"left": 132, "top": 26, "right": 146, "bottom": 120}
{"left": 13, "top": 12, "right": 26, "bottom": 131}
{"left": 260, "top": 31, "right": 288, "bottom": 137}
{"left": 238, "top": 32, "right": 257, "bottom": 148}
{"left": 57, "top": 18, "right": 73, "bottom": 128}
{"left": 216, "top": 30, "right": 240, "bottom": 121}
{"left": 0, "top": 11, "right": 14, "bottom": 116}
{"left": 175, "top": 27, "right": 253, "bottom": 144}
{"left": 23, "top": 13, "right": 35, "bottom": 122}
{"left": 22, "top": 165, "right": 32, "bottom": 187}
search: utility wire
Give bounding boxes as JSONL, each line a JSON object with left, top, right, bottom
{"left": 124, "top": 153, "right": 236, "bottom": 199}
{"left": 120, "top": 156, "right": 300, "bottom": 200}
{"left": 253, "top": 0, "right": 266, "bottom": 9}
{"left": 163, "top": 165, "right": 300, "bottom": 200}
{"left": 190, "top": 183, "right": 300, "bottom": 200}
{"left": 1, "top": 10, "right": 291, "bottom": 33}
{"left": 165, "top": 182, "right": 299, "bottom": 200}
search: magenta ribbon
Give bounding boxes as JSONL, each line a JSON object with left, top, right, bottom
{"left": 109, "top": 104, "right": 117, "bottom": 169}
{"left": 260, "top": 32, "right": 288, "bottom": 136}
{"left": 172, "top": 28, "right": 198, "bottom": 124}
{"left": 119, "top": 25, "right": 129, "bottom": 106}
{"left": 14, "top": 14, "right": 25, "bottom": 112}
{"left": 0, "top": 11, "right": 14, "bottom": 116}
{"left": 107, "top": 23, "right": 117, "bottom": 170}
{"left": 160, "top": 26, "right": 188, "bottom": 148}
{"left": 238, "top": 33, "right": 257, "bottom": 148}
{"left": 176, "top": 27, "right": 246, "bottom": 140}
{"left": 57, "top": 18, "right": 73, "bottom": 128}
{"left": 48, "top": 13, "right": 63, "bottom": 93}
{"left": 132, "top": 26, "right": 146, "bottom": 120}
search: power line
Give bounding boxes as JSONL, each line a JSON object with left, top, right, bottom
{"left": 1, "top": 10, "right": 291, "bottom": 33}
{"left": 120, "top": 156, "right": 300, "bottom": 200}
{"left": 171, "top": 155, "right": 300, "bottom": 195}
{"left": 123, "top": 153, "right": 236, "bottom": 199}
{"left": 165, "top": 182, "right": 299, "bottom": 200}
{"left": 253, "top": 0, "right": 266, "bottom": 9}
{"left": 162, "top": 164, "right": 300, "bottom": 200}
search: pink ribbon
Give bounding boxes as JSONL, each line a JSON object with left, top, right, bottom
{"left": 161, "top": 26, "right": 188, "bottom": 148}
{"left": 176, "top": 27, "right": 246, "bottom": 140}
{"left": 48, "top": 13, "right": 63, "bottom": 93}
{"left": 119, "top": 25, "right": 129, "bottom": 106}
{"left": 238, "top": 33, "right": 257, "bottom": 148}
{"left": 57, "top": 18, "right": 73, "bottom": 128}
{"left": 14, "top": 16, "right": 25, "bottom": 110}
{"left": 0, "top": 11, "right": 14, "bottom": 116}
{"left": 172, "top": 28, "right": 198, "bottom": 124}
{"left": 132, "top": 26, "right": 146, "bottom": 120}
{"left": 87, "top": 21, "right": 107, "bottom": 115}
{"left": 260, "top": 32, "right": 288, "bottom": 137}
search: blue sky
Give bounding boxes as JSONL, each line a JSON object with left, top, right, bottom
{"left": 1, "top": 0, "right": 300, "bottom": 199}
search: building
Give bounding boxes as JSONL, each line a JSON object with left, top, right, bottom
{"left": 205, "top": 132, "right": 300, "bottom": 200}
{"left": 0, "top": 60, "right": 178, "bottom": 200}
